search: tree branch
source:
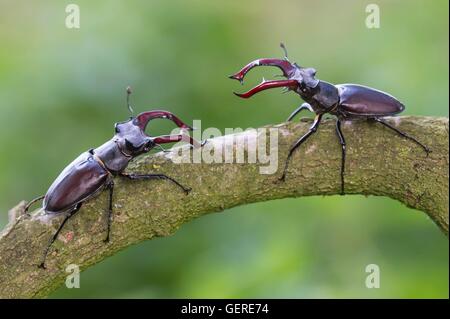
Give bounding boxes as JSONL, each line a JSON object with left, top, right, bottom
{"left": 0, "top": 116, "right": 448, "bottom": 298}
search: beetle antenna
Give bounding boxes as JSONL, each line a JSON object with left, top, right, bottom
{"left": 280, "top": 42, "right": 289, "bottom": 61}
{"left": 155, "top": 143, "right": 170, "bottom": 153}
{"left": 126, "top": 86, "right": 134, "bottom": 115}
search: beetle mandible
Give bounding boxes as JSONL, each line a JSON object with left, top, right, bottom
{"left": 25, "top": 87, "right": 203, "bottom": 269}
{"left": 229, "top": 44, "right": 430, "bottom": 193}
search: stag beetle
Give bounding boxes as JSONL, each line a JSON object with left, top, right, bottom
{"left": 229, "top": 44, "right": 430, "bottom": 193}
{"left": 24, "top": 87, "right": 203, "bottom": 268}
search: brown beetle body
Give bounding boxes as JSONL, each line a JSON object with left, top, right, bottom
{"left": 336, "top": 84, "right": 405, "bottom": 117}
{"left": 44, "top": 151, "right": 110, "bottom": 214}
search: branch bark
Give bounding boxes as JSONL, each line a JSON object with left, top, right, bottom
{"left": 0, "top": 116, "right": 448, "bottom": 298}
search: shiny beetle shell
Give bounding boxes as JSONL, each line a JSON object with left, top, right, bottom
{"left": 336, "top": 84, "right": 405, "bottom": 117}
{"left": 43, "top": 151, "right": 110, "bottom": 214}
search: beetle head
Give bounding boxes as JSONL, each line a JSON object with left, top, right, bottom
{"left": 113, "top": 110, "right": 196, "bottom": 157}
{"left": 229, "top": 43, "right": 319, "bottom": 99}
{"left": 113, "top": 118, "right": 153, "bottom": 157}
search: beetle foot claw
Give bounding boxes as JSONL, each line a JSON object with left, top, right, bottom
{"left": 184, "top": 187, "right": 192, "bottom": 195}
{"left": 38, "top": 263, "right": 46, "bottom": 270}
{"left": 103, "top": 237, "right": 110, "bottom": 243}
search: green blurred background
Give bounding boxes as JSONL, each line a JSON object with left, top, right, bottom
{"left": 0, "top": 0, "right": 448, "bottom": 298}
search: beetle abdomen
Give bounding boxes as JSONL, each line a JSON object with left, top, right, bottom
{"left": 44, "top": 151, "right": 109, "bottom": 214}
{"left": 336, "top": 84, "right": 405, "bottom": 117}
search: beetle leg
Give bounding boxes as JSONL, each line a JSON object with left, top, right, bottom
{"left": 279, "top": 114, "right": 323, "bottom": 181}
{"left": 373, "top": 118, "right": 430, "bottom": 155}
{"left": 104, "top": 180, "right": 114, "bottom": 243}
{"left": 3, "top": 195, "right": 45, "bottom": 238}
{"left": 335, "top": 119, "right": 346, "bottom": 195}
{"left": 120, "top": 173, "right": 191, "bottom": 194}
{"left": 155, "top": 143, "right": 171, "bottom": 153}
{"left": 24, "top": 195, "right": 45, "bottom": 214}
{"left": 287, "top": 103, "right": 314, "bottom": 122}
{"left": 39, "top": 203, "right": 82, "bottom": 269}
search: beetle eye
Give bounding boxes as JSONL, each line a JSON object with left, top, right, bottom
{"left": 114, "top": 124, "right": 120, "bottom": 133}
